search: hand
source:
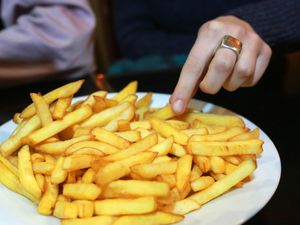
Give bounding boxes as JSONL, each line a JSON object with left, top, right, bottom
{"left": 170, "top": 16, "right": 272, "bottom": 114}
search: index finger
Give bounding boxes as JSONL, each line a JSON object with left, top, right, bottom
{"left": 170, "top": 32, "right": 217, "bottom": 114}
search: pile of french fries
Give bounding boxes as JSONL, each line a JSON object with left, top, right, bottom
{"left": 0, "top": 80, "right": 263, "bottom": 225}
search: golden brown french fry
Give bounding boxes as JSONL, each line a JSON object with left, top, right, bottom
{"left": 103, "top": 180, "right": 170, "bottom": 198}
{"left": 210, "top": 156, "right": 226, "bottom": 174}
{"left": 193, "top": 156, "right": 210, "bottom": 173}
{"left": 151, "top": 118, "right": 188, "bottom": 145}
{"left": 66, "top": 171, "right": 77, "bottom": 184}
{"left": 63, "top": 154, "right": 97, "bottom": 171}
{"left": 191, "top": 176, "right": 215, "bottom": 192}
{"left": 51, "top": 157, "right": 68, "bottom": 184}
{"left": 0, "top": 161, "right": 39, "bottom": 204}
{"left": 135, "top": 106, "right": 150, "bottom": 121}
{"left": 65, "top": 140, "right": 119, "bottom": 156}
{"left": 73, "top": 127, "right": 92, "bottom": 137}
{"left": 112, "top": 211, "right": 183, "bottom": 225}
{"left": 190, "top": 119, "right": 227, "bottom": 134}
{"left": 148, "top": 136, "right": 173, "bottom": 156}
{"left": 30, "top": 93, "right": 53, "bottom": 126}
{"left": 190, "top": 165, "right": 203, "bottom": 182}
{"left": 38, "top": 176, "right": 59, "bottom": 215}
{"left": 81, "top": 102, "right": 132, "bottom": 128}
{"left": 92, "top": 96, "right": 107, "bottom": 113}
{"left": 102, "top": 133, "right": 157, "bottom": 161}
{"left": 70, "top": 148, "right": 104, "bottom": 156}
{"left": 20, "top": 80, "right": 84, "bottom": 119}
{"left": 224, "top": 162, "right": 238, "bottom": 175}
{"left": 43, "top": 154, "right": 55, "bottom": 163}
{"left": 13, "top": 113, "right": 23, "bottom": 124}
{"left": 23, "top": 106, "right": 93, "bottom": 146}
{"left": 61, "top": 216, "right": 114, "bottom": 225}
{"left": 176, "top": 155, "right": 193, "bottom": 192}
{"left": 104, "top": 105, "right": 135, "bottom": 132}
{"left": 170, "top": 143, "right": 186, "bottom": 157}
{"left": 179, "top": 182, "right": 191, "bottom": 199}
{"left": 10, "top": 121, "right": 26, "bottom": 140}
{"left": 7, "top": 155, "right": 18, "bottom": 168}
{"left": 223, "top": 156, "right": 241, "bottom": 165}
{"left": 92, "top": 127, "right": 130, "bottom": 150}
{"left": 182, "top": 128, "right": 208, "bottom": 137}
{"left": 189, "top": 159, "right": 256, "bottom": 205}
{"left": 0, "top": 154, "right": 18, "bottom": 177}
{"left": 230, "top": 128, "right": 260, "bottom": 141}
{"left": 115, "top": 131, "right": 141, "bottom": 143}
{"left": 18, "top": 145, "right": 41, "bottom": 199}
{"left": 152, "top": 156, "right": 172, "bottom": 164}
{"left": 82, "top": 168, "right": 96, "bottom": 183}
{"left": 112, "top": 81, "right": 138, "bottom": 101}
{"left": 81, "top": 91, "right": 107, "bottom": 107}
{"left": 72, "top": 200, "right": 94, "bottom": 218}
{"left": 119, "top": 94, "right": 138, "bottom": 104}
{"left": 156, "top": 174, "right": 176, "bottom": 189}
{"left": 95, "top": 163, "right": 130, "bottom": 187}
{"left": 35, "top": 174, "right": 46, "bottom": 192}
{"left": 103, "top": 98, "right": 118, "bottom": 107}
{"left": 188, "top": 139, "right": 264, "bottom": 156}
{"left": 63, "top": 183, "right": 101, "bottom": 200}
{"left": 130, "top": 121, "right": 152, "bottom": 130}
{"left": 117, "top": 120, "right": 131, "bottom": 131}
{"left": 170, "top": 198, "right": 201, "bottom": 215}
{"left": 188, "top": 127, "right": 246, "bottom": 142}
{"left": 32, "top": 162, "right": 55, "bottom": 175}
{"left": 165, "top": 119, "right": 189, "bottom": 130}
{"left": 94, "top": 152, "right": 157, "bottom": 186}
{"left": 146, "top": 103, "right": 176, "bottom": 120}
{"left": 94, "top": 196, "right": 156, "bottom": 215}
{"left": 53, "top": 201, "right": 78, "bottom": 219}
{"left": 35, "top": 135, "right": 92, "bottom": 155}
{"left": 31, "top": 153, "right": 45, "bottom": 163}
{"left": 52, "top": 97, "right": 73, "bottom": 120}
{"left": 180, "top": 112, "right": 245, "bottom": 128}
{"left": 131, "top": 161, "right": 177, "bottom": 179}
{"left": 136, "top": 92, "right": 152, "bottom": 108}
{"left": 0, "top": 115, "right": 41, "bottom": 156}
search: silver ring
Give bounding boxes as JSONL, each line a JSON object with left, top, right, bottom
{"left": 217, "top": 35, "right": 242, "bottom": 57}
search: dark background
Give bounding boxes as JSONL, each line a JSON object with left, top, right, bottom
{"left": 0, "top": 53, "right": 299, "bottom": 225}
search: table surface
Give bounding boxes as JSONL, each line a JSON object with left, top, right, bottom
{"left": 0, "top": 70, "right": 299, "bottom": 225}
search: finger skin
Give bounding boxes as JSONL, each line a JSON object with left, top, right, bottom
{"left": 170, "top": 22, "right": 222, "bottom": 114}
{"left": 242, "top": 44, "right": 272, "bottom": 87}
{"left": 199, "top": 48, "right": 236, "bottom": 94}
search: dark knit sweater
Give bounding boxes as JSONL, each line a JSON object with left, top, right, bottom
{"left": 113, "top": 0, "right": 300, "bottom": 59}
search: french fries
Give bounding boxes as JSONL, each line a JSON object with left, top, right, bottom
{"left": 0, "top": 80, "right": 264, "bottom": 225}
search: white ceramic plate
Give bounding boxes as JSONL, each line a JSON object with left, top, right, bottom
{"left": 0, "top": 93, "right": 281, "bottom": 225}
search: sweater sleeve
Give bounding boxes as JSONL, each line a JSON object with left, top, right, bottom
{"left": 227, "top": 0, "right": 300, "bottom": 52}
{"left": 0, "top": 0, "right": 95, "bottom": 82}
{"left": 113, "top": 0, "right": 195, "bottom": 59}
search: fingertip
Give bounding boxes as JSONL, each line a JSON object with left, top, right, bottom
{"left": 172, "top": 99, "right": 186, "bottom": 115}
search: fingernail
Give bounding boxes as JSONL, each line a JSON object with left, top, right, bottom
{"left": 172, "top": 99, "right": 185, "bottom": 114}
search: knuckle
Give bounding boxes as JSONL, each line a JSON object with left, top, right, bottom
{"left": 199, "top": 83, "right": 218, "bottom": 95}
{"left": 224, "top": 83, "right": 238, "bottom": 92}
{"left": 214, "top": 58, "right": 233, "bottom": 72}
{"left": 202, "top": 20, "right": 222, "bottom": 34}
{"left": 248, "top": 32, "right": 261, "bottom": 43}
{"left": 236, "top": 64, "right": 253, "bottom": 77}
{"left": 263, "top": 44, "right": 272, "bottom": 58}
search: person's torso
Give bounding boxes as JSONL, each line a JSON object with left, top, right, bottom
{"left": 147, "top": 0, "right": 261, "bottom": 34}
